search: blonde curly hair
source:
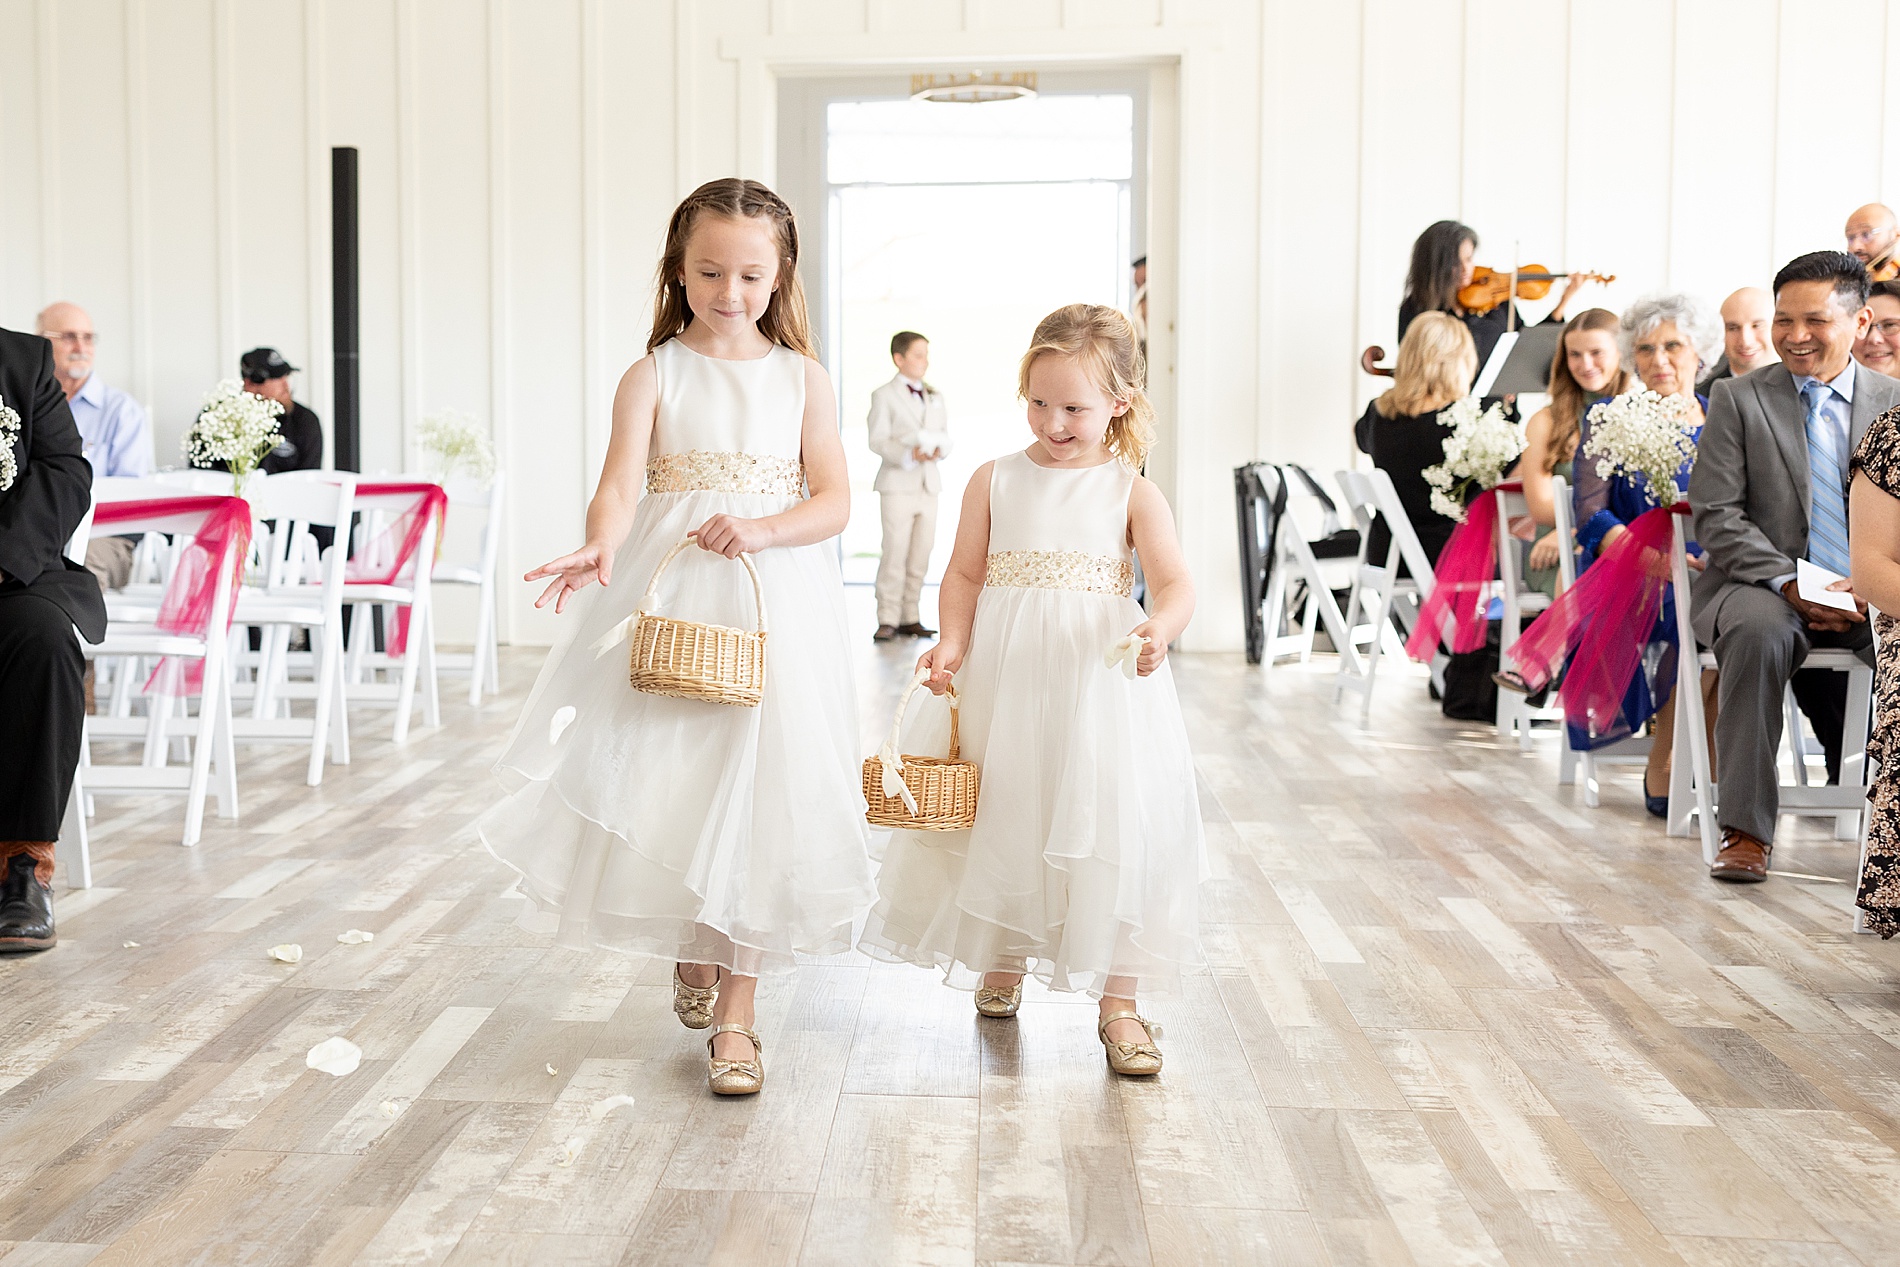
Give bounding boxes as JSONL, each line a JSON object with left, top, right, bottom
{"left": 1017, "top": 303, "right": 1156, "bottom": 469}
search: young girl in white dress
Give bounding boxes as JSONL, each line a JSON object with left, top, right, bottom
{"left": 860, "top": 304, "right": 1205, "bottom": 1075}
{"left": 481, "top": 178, "right": 873, "bottom": 1096}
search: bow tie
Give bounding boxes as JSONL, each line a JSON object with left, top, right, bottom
{"left": 907, "top": 385, "right": 924, "bottom": 398}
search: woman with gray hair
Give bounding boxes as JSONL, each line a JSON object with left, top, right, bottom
{"left": 1571, "top": 291, "right": 1719, "bottom": 815}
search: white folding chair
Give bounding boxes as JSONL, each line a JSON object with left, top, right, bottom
{"left": 1258, "top": 467, "right": 1353, "bottom": 671}
{"left": 1664, "top": 513, "right": 1875, "bottom": 862}
{"left": 1493, "top": 480, "right": 1557, "bottom": 751}
{"left": 227, "top": 472, "right": 356, "bottom": 785}
{"left": 78, "top": 492, "right": 243, "bottom": 847}
{"left": 60, "top": 506, "right": 94, "bottom": 890}
{"left": 431, "top": 468, "right": 505, "bottom": 705}
{"left": 1334, "top": 468, "right": 1443, "bottom": 720}
{"left": 342, "top": 482, "right": 446, "bottom": 743}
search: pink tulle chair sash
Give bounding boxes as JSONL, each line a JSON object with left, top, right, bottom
{"left": 92, "top": 495, "right": 254, "bottom": 696}
{"left": 345, "top": 481, "right": 449, "bottom": 656}
{"left": 1504, "top": 503, "right": 1687, "bottom": 741}
{"left": 1405, "top": 487, "right": 1501, "bottom": 662}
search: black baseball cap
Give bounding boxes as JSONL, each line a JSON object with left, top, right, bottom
{"left": 241, "top": 347, "right": 297, "bottom": 383}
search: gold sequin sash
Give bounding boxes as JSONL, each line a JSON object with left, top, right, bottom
{"left": 645, "top": 451, "right": 805, "bottom": 497}
{"left": 985, "top": 549, "right": 1134, "bottom": 597}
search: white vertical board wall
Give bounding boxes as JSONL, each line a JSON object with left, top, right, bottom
{"left": 2, "top": 0, "right": 1898, "bottom": 651}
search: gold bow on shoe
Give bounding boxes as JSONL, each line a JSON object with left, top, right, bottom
{"left": 974, "top": 982, "right": 1022, "bottom": 1018}
{"left": 706, "top": 1023, "right": 764, "bottom": 1096}
{"left": 1098, "top": 1011, "right": 1164, "bottom": 1076}
{"left": 672, "top": 966, "right": 718, "bottom": 1030}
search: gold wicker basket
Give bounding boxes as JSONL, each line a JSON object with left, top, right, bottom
{"left": 625, "top": 538, "right": 768, "bottom": 707}
{"left": 863, "top": 671, "right": 979, "bottom": 831}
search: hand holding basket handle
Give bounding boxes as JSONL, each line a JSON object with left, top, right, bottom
{"left": 863, "top": 669, "right": 980, "bottom": 831}
{"left": 589, "top": 537, "right": 769, "bottom": 707}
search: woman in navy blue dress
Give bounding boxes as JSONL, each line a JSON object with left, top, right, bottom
{"left": 1571, "top": 293, "right": 1721, "bottom": 814}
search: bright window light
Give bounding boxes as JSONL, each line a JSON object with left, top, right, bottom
{"left": 828, "top": 95, "right": 1134, "bottom": 185}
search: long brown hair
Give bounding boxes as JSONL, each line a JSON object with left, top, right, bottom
{"left": 647, "top": 178, "right": 816, "bottom": 357}
{"left": 1017, "top": 304, "right": 1156, "bottom": 469}
{"left": 1375, "top": 312, "right": 1475, "bottom": 418}
{"left": 1544, "top": 308, "right": 1629, "bottom": 471}
{"left": 1403, "top": 219, "right": 1478, "bottom": 316}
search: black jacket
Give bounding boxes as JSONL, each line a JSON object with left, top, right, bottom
{"left": 0, "top": 328, "right": 106, "bottom": 643}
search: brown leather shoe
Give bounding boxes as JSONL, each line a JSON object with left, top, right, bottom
{"left": 873, "top": 625, "right": 898, "bottom": 642}
{"left": 1710, "top": 829, "right": 1771, "bottom": 883}
{"left": 896, "top": 622, "right": 936, "bottom": 638}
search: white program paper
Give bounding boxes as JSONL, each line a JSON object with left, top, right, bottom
{"left": 1796, "top": 558, "right": 1859, "bottom": 611}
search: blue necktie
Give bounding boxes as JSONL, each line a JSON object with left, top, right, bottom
{"left": 1803, "top": 381, "right": 1851, "bottom": 575}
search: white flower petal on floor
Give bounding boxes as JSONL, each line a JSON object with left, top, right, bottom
{"left": 336, "top": 929, "right": 374, "bottom": 945}
{"left": 589, "top": 1094, "right": 636, "bottom": 1121}
{"left": 555, "top": 1135, "right": 585, "bottom": 1167}
{"left": 267, "top": 944, "right": 302, "bottom": 963}
{"left": 548, "top": 706, "right": 576, "bottom": 744}
{"left": 306, "top": 1036, "right": 362, "bottom": 1077}
{"left": 122, "top": 941, "right": 139, "bottom": 948}
{"left": 380, "top": 1099, "right": 403, "bottom": 1117}
{"left": 545, "top": 1063, "right": 559, "bottom": 1076}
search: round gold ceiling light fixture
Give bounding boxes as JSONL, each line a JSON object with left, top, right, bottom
{"left": 909, "top": 70, "right": 1038, "bottom": 104}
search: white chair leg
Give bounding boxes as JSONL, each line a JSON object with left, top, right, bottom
{"left": 212, "top": 674, "right": 239, "bottom": 820}
{"left": 1297, "top": 583, "right": 1321, "bottom": 664}
{"left": 307, "top": 625, "right": 338, "bottom": 787}
{"left": 392, "top": 620, "right": 421, "bottom": 744}
{"left": 483, "top": 599, "right": 501, "bottom": 695}
{"left": 1261, "top": 551, "right": 1290, "bottom": 677}
{"left": 1838, "top": 664, "right": 1874, "bottom": 840}
{"left": 1558, "top": 740, "right": 1579, "bottom": 787}
{"left": 181, "top": 675, "right": 218, "bottom": 847}
{"left": 1785, "top": 688, "right": 1811, "bottom": 787}
{"left": 1581, "top": 749, "right": 1601, "bottom": 809}
{"left": 419, "top": 602, "right": 441, "bottom": 729}
{"left": 59, "top": 756, "right": 91, "bottom": 890}
{"left": 469, "top": 586, "right": 494, "bottom": 706}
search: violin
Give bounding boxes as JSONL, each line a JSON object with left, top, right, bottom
{"left": 1457, "top": 264, "right": 1614, "bottom": 314}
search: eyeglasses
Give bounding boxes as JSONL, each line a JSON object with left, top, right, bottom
{"left": 43, "top": 330, "right": 95, "bottom": 346}
{"left": 1874, "top": 320, "right": 1900, "bottom": 339}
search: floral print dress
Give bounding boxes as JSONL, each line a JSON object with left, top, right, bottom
{"left": 1850, "top": 404, "right": 1900, "bottom": 936}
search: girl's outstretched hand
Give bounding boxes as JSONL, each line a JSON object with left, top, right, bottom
{"left": 692, "top": 514, "right": 773, "bottom": 559}
{"left": 1129, "top": 620, "right": 1169, "bottom": 676}
{"left": 526, "top": 543, "right": 613, "bottom": 614}
{"left": 917, "top": 643, "right": 964, "bottom": 695}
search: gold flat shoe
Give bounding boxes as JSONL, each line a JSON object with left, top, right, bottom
{"left": 706, "top": 1023, "right": 764, "bottom": 1096}
{"left": 673, "top": 965, "right": 718, "bottom": 1030}
{"left": 975, "top": 981, "right": 1023, "bottom": 1018}
{"left": 1098, "top": 1010, "right": 1163, "bottom": 1076}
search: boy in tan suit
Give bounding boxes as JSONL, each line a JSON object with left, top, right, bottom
{"left": 868, "top": 331, "right": 951, "bottom": 640}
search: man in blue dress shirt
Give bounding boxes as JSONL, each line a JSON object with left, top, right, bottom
{"left": 35, "top": 302, "right": 151, "bottom": 589}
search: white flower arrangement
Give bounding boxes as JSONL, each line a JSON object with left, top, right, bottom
{"left": 0, "top": 394, "right": 20, "bottom": 492}
{"left": 1422, "top": 395, "right": 1524, "bottom": 522}
{"left": 1581, "top": 389, "right": 1698, "bottom": 507}
{"left": 183, "top": 380, "right": 284, "bottom": 491}
{"left": 417, "top": 409, "right": 495, "bottom": 484}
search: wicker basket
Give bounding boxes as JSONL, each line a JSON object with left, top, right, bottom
{"left": 625, "top": 538, "right": 768, "bottom": 707}
{"left": 863, "top": 671, "right": 980, "bottom": 831}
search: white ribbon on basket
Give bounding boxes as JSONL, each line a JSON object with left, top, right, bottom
{"left": 1104, "top": 633, "right": 1148, "bottom": 679}
{"left": 878, "top": 668, "right": 955, "bottom": 817}
{"left": 588, "top": 592, "right": 660, "bottom": 659}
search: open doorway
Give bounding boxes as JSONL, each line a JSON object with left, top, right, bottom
{"left": 781, "top": 75, "right": 1146, "bottom": 596}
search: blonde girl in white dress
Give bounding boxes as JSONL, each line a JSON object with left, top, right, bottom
{"left": 481, "top": 179, "right": 873, "bottom": 1096}
{"left": 860, "top": 304, "right": 1206, "bottom": 1075}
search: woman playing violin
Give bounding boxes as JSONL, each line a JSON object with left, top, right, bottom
{"left": 1398, "top": 220, "right": 1592, "bottom": 374}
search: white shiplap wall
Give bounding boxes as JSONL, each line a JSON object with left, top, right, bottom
{"left": 2, "top": 0, "right": 1897, "bottom": 650}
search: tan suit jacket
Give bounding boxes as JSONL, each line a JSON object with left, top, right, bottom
{"left": 867, "top": 376, "right": 950, "bottom": 495}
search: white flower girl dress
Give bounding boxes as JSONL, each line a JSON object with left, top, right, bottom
{"left": 480, "top": 340, "right": 873, "bottom": 975}
{"left": 860, "top": 451, "right": 1206, "bottom": 996}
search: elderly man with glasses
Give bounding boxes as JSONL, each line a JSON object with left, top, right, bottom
{"left": 34, "top": 302, "right": 151, "bottom": 591}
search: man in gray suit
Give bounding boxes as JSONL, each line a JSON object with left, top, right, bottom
{"left": 1689, "top": 251, "right": 1900, "bottom": 881}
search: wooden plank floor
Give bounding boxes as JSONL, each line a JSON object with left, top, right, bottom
{"left": 8, "top": 601, "right": 1900, "bottom": 1265}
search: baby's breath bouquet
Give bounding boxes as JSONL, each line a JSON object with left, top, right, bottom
{"left": 184, "top": 380, "right": 284, "bottom": 493}
{"left": 417, "top": 409, "right": 496, "bottom": 484}
{"left": 1581, "top": 389, "right": 1698, "bottom": 507}
{"left": 1423, "top": 395, "right": 1524, "bottom": 522}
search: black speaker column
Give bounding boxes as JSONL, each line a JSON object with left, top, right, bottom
{"left": 331, "top": 147, "right": 361, "bottom": 472}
